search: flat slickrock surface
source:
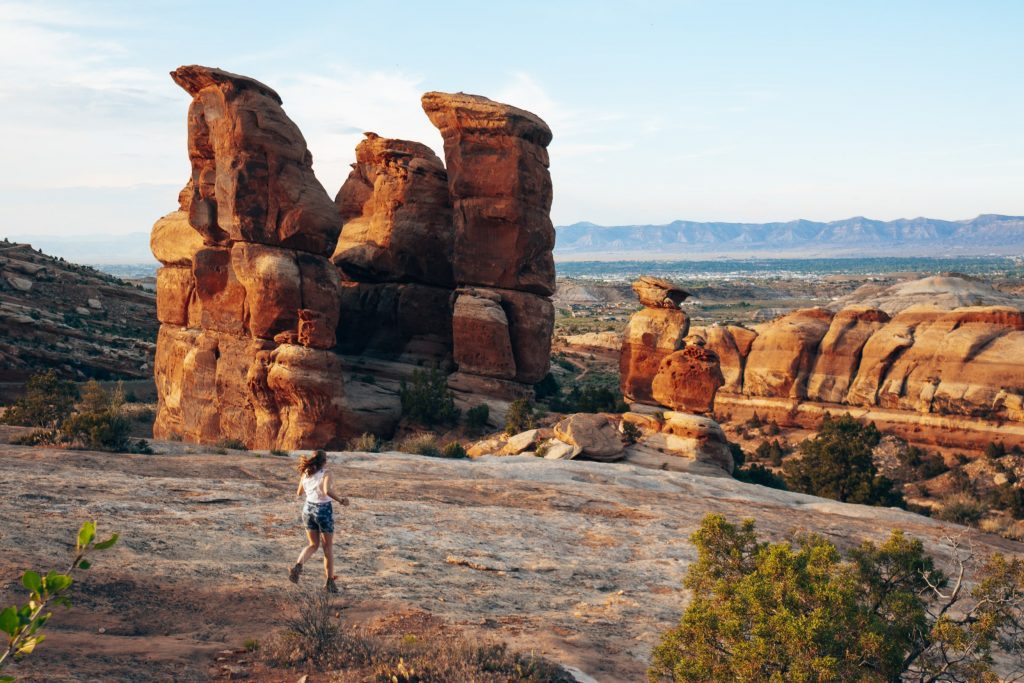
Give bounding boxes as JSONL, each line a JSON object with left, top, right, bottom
{"left": 0, "top": 441, "right": 1020, "bottom": 681}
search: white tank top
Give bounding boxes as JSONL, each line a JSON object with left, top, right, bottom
{"left": 302, "top": 469, "right": 331, "bottom": 504}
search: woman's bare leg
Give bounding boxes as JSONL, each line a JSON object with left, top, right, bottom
{"left": 296, "top": 529, "right": 321, "bottom": 566}
{"left": 321, "top": 531, "right": 334, "bottom": 580}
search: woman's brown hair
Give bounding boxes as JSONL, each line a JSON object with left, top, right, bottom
{"left": 297, "top": 450, "right": 327, "bottom": 476}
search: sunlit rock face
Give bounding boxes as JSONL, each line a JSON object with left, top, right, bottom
{"left": 152, "top": 68, "right": 556, "bottom": 448}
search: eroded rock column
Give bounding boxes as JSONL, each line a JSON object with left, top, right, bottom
{"left": 152, "top": 65, "right": 346, "bottom": 450}
{"left": 422, "top": 92, "right": 556, "bottom": 391}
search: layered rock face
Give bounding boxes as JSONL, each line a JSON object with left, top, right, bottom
{"left": 422, "top": 92, "right": 555, "bottom": 387}
{"left": 651, "top": 345, "right": 725, "bottom": 414}
{"left": 153, "top": 68, "right": 556, "bottom": 448}
{"left": 684, "top": 293, "right": 1024, "bottom": 423}
{"left": 153, "top": 66, "right": 346, "bottom": 450}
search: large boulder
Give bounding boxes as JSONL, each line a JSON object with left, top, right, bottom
{"left": 495, "top": 288, "right": 553, "bottom": 384}
{"left": 620, "top": 308, "right": 689, "bottom": 404}
{"left": 647, "top": 412, "right": 734, "bottom": 473}
{"left": 332, "top": 133, "right": 453, "bottom": 287}
{"left": 743, "top": 308, "right": 834, "bottom": 399}
{"left": 422, "top": 91, "right": 555, "bottom": 295}
{"left": 553, "top": 413, "right": 624, "bottom": 462}
{"left": 632, "top": 276, "right": 688, "bottom": 308}
{"left": 171, "top": 65, "right": 341, "bottom": 256}
{"left": 651, "top": 345, "right": 724, "bottom": 414}
{"left": 151, "top": 209, "right": 204, "bottom": 267}
{"left": 805, "top": 306, "right": 890, "bottom": 404}
{"left": 452, "top": 290, "right": 517, "bottom": 380}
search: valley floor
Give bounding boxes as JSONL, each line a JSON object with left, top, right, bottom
{"left": 1, "top": 438, "right": 1021, "bottom": 682}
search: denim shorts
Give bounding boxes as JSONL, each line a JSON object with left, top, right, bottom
{"left": 302, "top": 501, "right": 334, "bottom": 534}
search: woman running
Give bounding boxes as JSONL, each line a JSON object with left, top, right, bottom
{"left": 288, "top": 450, "right": 349, "bottom": 593}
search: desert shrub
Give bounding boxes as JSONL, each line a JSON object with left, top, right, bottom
{"left": 732, "top": 464, "right": 787, "bottom": 490}
{"left": 465, "top": 404, "right": 490, "bottom": 433}
{"left": 899, "top": 445, "right": 949, "bottom": 479}
{"left": 764, "top": 418, "right": 781, "bottom": 436}
{"left": 934, "top": 495, "right": 986, "bottom": 526}
{"left": 396, "top": 433, "right": 441, "bottom": 458}
{"left": 649, "top": 513, "right": 1024, "bottom": 683}
{"left": 270, "top": 448, "right": 290, "bottom": 457}
{"left": 282, "top": 588, "right": 341, "bottom": 665}
{"left": 0, "top": 370, "right": 77, "bottom": 428}
{"left": 549, "top": 384, "right": 629, "bottom": 414}
{"left": 783, "top": 414, "right": 904, "bottom": 507}
{"left": 371, "top": 638, "right": 572, "bottom": 682}
{"left": 61, "top": 382, "right": 151, "bottom": 453}
{"left": 754, "top": 438, "right": 787, "bottom": 467}
{"left": 728, "top": 442, "right": 745, "bottom": 469}
{"left": 1, "top": 521, "right": 118, "bottom": 677}
{"left": 622, "top": 420, "right": 642, "bottom": 445}
{"left": 346, "top": 433, "right": 381, "bottom": 453}
{"left": 985, "top": 441, "right": 1008, "bottom": 459}
{"left": 215, "top": 438, "right": 248, "bottom": 451}
{"left": 533, "top": 373, "right": 560, "bottom": 400}
{"left": 745, "top": 412, "right": 763, "bottom": 428}
{"left": 399, "top": 368, "right": 460, "bottom": 427}
{"left": 504, "top": 399, "right": 536, "bottom": 436}
{"left": 441, "top": 442, "right": 468, "bottom": 459}
{"left": 984, "top": 483, "right": 1024, "bottom": 520}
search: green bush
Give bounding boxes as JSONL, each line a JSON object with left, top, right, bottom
{"left": 649, "top": 513, "right": 1024, "bottom": 682}
{"left": 465, "top": 404, "right": 490, "bottom": 433}
{"left": 504, "top": 399, "right": 536, "bottom": 436}
{"left": 733, "top": 464, "right": 787, "bottom": 490}
{"left": 399, "top": 368, "right": 460, "bottom": 426}
{"left": 59, "top": 382, "right": 150, "bottom": 453}
{"left": 533, "top": 373, "right": 560, "bottom": 400}
{"left": 754, "top": 438, "right": 787, "bottom": 467}
{"left": 782, "top": 414, "right": 903, "bottom": 507}
{"left": 0, "top": 370, "right": 77, "bottom": 428}
{"left": 548, "top": 384, "right": 628, "bottom": 414}
{"left": 215, "top": 438, "right": 248, "bottom": 451}
{"left": 898, "top": 445, "right": 949, "bottom": 479}
{"left": 441, "top": 442, "right": 468, "bottom": 459}
{"left": 1, "top": 521, "right": 118, "bottom": 679}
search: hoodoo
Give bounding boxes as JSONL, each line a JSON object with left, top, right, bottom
{"left": 151, "top": 67, "right": 556, "bottom": 449}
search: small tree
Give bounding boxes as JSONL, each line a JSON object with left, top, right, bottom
{"left": 0, "top": 371, "right": 77, "bottom": 428}
{"left": 1, "top": 522, "right": 118, "bottom": 681}
{"left": 505, "top": 399, "right": 536, "bottom": 436}
{"left": 650, "top": 514, "right": 1024, "bottom": 682}
{"left": 783, "top": 414, "right": 903, "bottom": 507}
{"left": 61, "top": 382, "right": 136, "bottom": 452}
{"left": 399, "top": 368, "right": 460, "bottom": 427}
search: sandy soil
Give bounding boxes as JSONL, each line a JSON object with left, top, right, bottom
{"left": 1, "top": 438, "right": 1021, "bottom": 682}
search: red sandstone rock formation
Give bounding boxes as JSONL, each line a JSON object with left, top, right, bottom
{"left": 422, "top": 92, "right": 555, "bottom": 296}
{"left": 620, "top": 279, "right": 690, "bottom": 404}
{"left": 698, "top": 324, "right": 756, "bottom": 393}
{"left": 153, "top": 66, "right": 346, "bottom": 450}
{"left": 743, "top": 308, "right": 835, "bottom": 399}
{"left": 805, "top": 306, "right": 890, "bottom": 403}
{"left": 651, "top": 345, "right": 725, "bottom": 414}
{"left": 333, "top": 133, "right": 453, "bottom": 287}
{"left": 153, "top": 67, "right": 558, "bottom": 449}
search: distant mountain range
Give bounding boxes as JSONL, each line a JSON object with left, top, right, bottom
{"left": 554, "top": 214, "right": 1024, "bottom": 259}
{"left": 9, "top": 214, "right": 1024, "bottom": 266}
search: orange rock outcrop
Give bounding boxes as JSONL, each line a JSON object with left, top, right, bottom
{"left": 152, "top": 67, "right": 555, "bottom": 449}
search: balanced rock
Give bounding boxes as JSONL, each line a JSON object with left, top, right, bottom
{"left": 632, "top": 276, "right": 688, "bottom": 309}
{"left": 422, "top": 91, "right": 555, "bottom": 296}
{"left": 553, "top": 413, "right": 624, "bottom": 462}
{"left": 620, "top": 307, "right": 689, "bottom": 404}
{"left": 651, "top": 345, "right": 724, "bottom": 414}
{"left": 333, "top": 133, "right": 453, "bottom": 287}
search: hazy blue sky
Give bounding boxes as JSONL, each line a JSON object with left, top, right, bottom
{"left": 2, "top": 0, "right": 1022, "bottom": 236}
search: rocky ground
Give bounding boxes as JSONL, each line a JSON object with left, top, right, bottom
{"left": 0, "top": 240, "right": 157, "bottom": 382}
{"left": 1, "top": 435, "right": 1021, "bottom": 682}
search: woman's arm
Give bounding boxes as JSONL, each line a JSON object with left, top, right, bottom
{"left": 296, "top": 475, "right": 305, "bottom": 498}
{"left": 322, "top": 472, "right": 350, "bottom": 506}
